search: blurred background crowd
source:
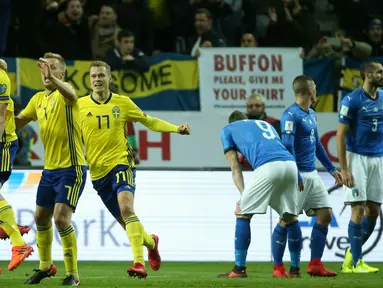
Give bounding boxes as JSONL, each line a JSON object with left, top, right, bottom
{"left": 1, "top": 0, "right": 383, "bottom": 167}
{"left": 1, "top": 0, "right": 383, "bottom": 61}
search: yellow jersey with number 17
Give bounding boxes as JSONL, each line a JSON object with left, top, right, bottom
{"left": 0, "top": 69, "right": 17, "bottom": 142}
{"left": 79, "top": 93, "right": 151, "bottom": 180}
{"left": 20, "top": 86, "right": 86, "bottom": 170}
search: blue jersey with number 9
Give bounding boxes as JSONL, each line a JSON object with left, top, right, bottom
{"left": 339, "top": 87, "right": 383, "bottom": 157}
{"left": 220, "top": 120, "right": 294, "bottom": 170}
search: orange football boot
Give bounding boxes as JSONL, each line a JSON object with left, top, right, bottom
{"left": 148, "top": 234, "right": 161, "bottom": 271}
{"left": 128, "top": 263, "right": 147, "bottom": 279}
{"left": 8, "top": 244, "right": 33, "bottom": 271}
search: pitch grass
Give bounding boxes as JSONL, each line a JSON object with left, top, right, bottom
{"left": 0, "top": 261, "right": 381, "bottom": 287}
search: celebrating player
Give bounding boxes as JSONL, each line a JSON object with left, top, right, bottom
{"left": 15, "top": 53, "right": 86, "bottom": 286}
{"left": 0, "top": 59, "right": 33, "bottom": 271}
{"left": 218, "top": 110, "right": 301, "bottom": 278}
{"left": 273, "top": 75, "right": 342, "bottom": 278}
{"left": 79, "top": 61, "right": 190, "bottom": 278}
{"left": 337, "top": 62, "right": 383, "bottom": 273}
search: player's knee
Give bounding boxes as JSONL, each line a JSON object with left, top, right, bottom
{"left": 351, "top": 203, "right": 365, "bottom": 222}
{"left": 34, "top": 213, "right": 51, "bottom": 226}
{"left": 34, "top": 206, "right": 53, "bottom": 226}
{"left": 282, "top": 214, "right": 298, "bottom": 224}
{"left": 316, "top": 208, "right": 332, "bottom": 226}
{"left": 365, "top": 202, "right": 381, "bottom": 220}
{"left": 54, "top": 214, "right": 71, "bottom": 230}
{"left": 53, "top": 204, "right": 73, "bottom": 230}
{"left": 119, "top": 204, "right": 135, "bottom": 217}
{"left": 279, "top": 219, "right": 287, "bottom": 227}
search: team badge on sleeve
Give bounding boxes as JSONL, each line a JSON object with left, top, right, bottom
{"left": 0, "top": 84, "right": 7, "bottom": 94}
{"left": 284, "top": 121, "right": 294, "bottom": 133}
{"left": 340, "top": 105, "right": 349, "bottom": 116}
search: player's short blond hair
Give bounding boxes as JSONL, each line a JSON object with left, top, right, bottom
{"left": 90, "top": 61, "right": 111, "bottom": 76}
{"left": 43, "top": 52, "right": 66, "bottom": 70}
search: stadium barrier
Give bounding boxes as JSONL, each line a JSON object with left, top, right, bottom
{"left": 29, "top": 112, "right": 340, "bottom": 169}
{"left": 1, "top": 170, "right": 382, "bottom": 262}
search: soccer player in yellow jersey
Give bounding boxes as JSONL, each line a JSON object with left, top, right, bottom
{"left": 15, "top": 53, "right": 86, "bottom": 286}
{"left": 0, "top": 59, "right": 33, "bottom": 271}
{"left": 79, "top": 61, "right": 191, "bottom": 278}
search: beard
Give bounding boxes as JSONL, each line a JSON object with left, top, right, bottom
{"left": 371, "top": 78, "right": 383, "bottom": 87}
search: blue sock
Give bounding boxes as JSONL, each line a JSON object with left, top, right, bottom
{"left": 286, "top": 221, "right": 302, "bottom": 269}
{"left": 362, "top": 217, "right": 376, "bottom": 245}
{"left": 348, "top": 220, "right": 362, "bottom": 267}
{"left": 310, "top": 223, "right": 328, "bottom": 260}
{"left": 235, "top": 218, "right": 251, "bottom": 269}
{"left": 272, "top": 224, "right": 287, "bottom": 265}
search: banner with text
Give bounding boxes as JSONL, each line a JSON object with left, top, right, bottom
{"left": 0, "top": 171, "right": 382, "bottom": 262}
{"left": 29, "top": 112, "right": 340, "bottom": 169}
{"left": 18, "top": 54, "right": 199, "bottom": 111}
{"left": 198, "top": 48, "right": 303, "bottom": 113}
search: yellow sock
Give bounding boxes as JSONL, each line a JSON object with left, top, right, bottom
{"left": 124, "top": 215, "right": 144, "bottom": 265}
{"left": 141, "top": 223, "right": 155, "bottom": 250}
{"left": 0, "top": 200, "right": 24, "bottom": 246}
{"left": 59, "top": 225, "right": 79, "bottom": 280}
{"left": 36, "top": 223, "right": 53, "bottom": 271}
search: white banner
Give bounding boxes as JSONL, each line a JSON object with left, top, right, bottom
{"left": 29, "top": 112, "right": 340, "bottom": 169}
{"left": 0, "top": 170, "right": 382, "bottom": 262}
{"left": 198, "top": 48, "right": 303, "bottom": 113}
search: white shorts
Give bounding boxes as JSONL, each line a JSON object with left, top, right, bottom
{"left": 240, "top": 160, "right": 299, "bottom": 217}
{"left": 344, "top": 152, "right": 383, "bottom": 204}
{"left": 298, "top": 170, "right": 331, "bottom": 216}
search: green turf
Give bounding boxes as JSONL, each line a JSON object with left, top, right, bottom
{"left": 0, "top": 261, "right": 381, "bottom": 287}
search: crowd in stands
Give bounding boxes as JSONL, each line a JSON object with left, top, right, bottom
{"left": 1, "top": 0, "right": 382, "bottom": 61}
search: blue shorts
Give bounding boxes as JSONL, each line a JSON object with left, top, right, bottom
{"left": 0, "top": 140, "right": 18, "bottom": 185}
{"left": 92, "top": 165, "right": 136, "bottom": 218}
{"left": 36, "top": 166, "right": 87, "bottom": 212}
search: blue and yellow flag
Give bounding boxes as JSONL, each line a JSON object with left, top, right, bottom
{"left": 341, "top": 57, "right": 383, "bottom": 99}
{"left": 18, "top": 53, "right": 199, "bottom": 111}
{"left": 303, "top": 58, "right": 335, "bottom": 112}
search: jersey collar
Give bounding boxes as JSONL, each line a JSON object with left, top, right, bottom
{"left": 45, "top": 89, "right": 57, "bottom": 97}
{"left": 90, "top": 92, "right": 112, "bottom": 105}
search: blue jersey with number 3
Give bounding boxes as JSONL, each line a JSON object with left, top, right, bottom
{"left": 339, "top": 87, "right": 383, "bottom": 157}
{"left": 220, "top": 120, "right": 294, "bottom": 170}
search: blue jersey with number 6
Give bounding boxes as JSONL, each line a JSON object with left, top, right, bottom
{"left": 339, "top": 87, "right": 383, "bottom": 157}
{"left": 220, "top": 120, "right": 294, "bottom": 170}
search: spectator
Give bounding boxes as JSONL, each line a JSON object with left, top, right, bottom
{"left": 90, "top": 5, "right": 120, "bottom": 60}
{"left": 246, "top": 93, "right": 281, "bottom": 137}
{"left": 306, "top": 32, "right": 372, "bottom": 60}
{"left": 364, "top": 18, "right": 383, "bottom": 57}
{"left": 48, "top": 0, "right": 91, "bottom": 60}
{"left": 190, "top": 0, "right": 234, "bottom": 40}
{"left": 104, "top": 29, "right": 150, "bottom": 72}
{"left": 116, "top": 0, "right": 154, "bottom": 55}
{"left": 190, "top": 8, "right": 226, "bottom": 57}
{"left": 0, "top": 0, "right": 11, "bottom": 56}
{"left": 264, "top": 0, "right": 320, "bottom": 53}
{"left": 240, "top": 32, "right": 257, "bottom": 47}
